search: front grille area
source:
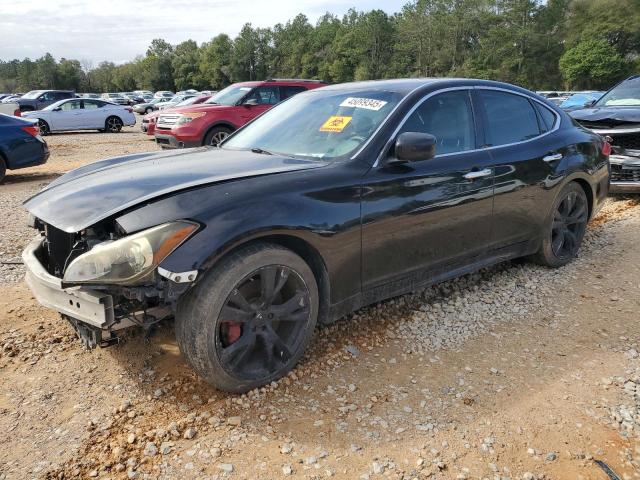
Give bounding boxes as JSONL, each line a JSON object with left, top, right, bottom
{"left": 611, "top": 132, "right": 640, "bottom": 152}
{"left": 611, "top": 163, "right": 640, "bottom": 183}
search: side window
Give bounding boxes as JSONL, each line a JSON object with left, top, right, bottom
{"left": 83, "top": 100, "right": 101, "bottom": 109}
{"left": 40, "top": 92, "right": 54, "bottom": 102}
{"left": 281, "top": 86, "right": 306, "bottom": 100}
{"left": 247, "top": 86, "right": 280, "bottom": 105}
{"left": 399, "top": 90, "right": 475, "bottom": 155}
{"left": 479, "top": 90, "right": 541, "bottom": 146}
{"left": 533, "top": 102, "right": 557, "bottom": 133}
{"left": 60, "top": 100, "right": 81, "bottom": 111}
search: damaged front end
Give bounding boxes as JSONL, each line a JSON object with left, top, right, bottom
{"left": 22, "top": 217, "right": 198, "bottom": 348}
{"left": 578, "top": 120, "right": 640, "bottom": 193}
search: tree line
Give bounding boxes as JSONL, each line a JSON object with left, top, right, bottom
{"left": 1, "top": 0, "right": 638, "bottom": 94}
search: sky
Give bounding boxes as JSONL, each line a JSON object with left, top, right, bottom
{"left": 0, "top": 0, "right": 406, "bottom": 65}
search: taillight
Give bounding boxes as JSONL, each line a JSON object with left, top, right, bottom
{"left": 21, "top": 125, "right": 39, "bottom": 137}
{"left": 602, "top": 136, "right": 612, "bottom": 156}
{"left": 13, "top": 108, "right": 21, "bottom": 117}
{"left": 126, "top": 107, "right": 133, "bottom": 113}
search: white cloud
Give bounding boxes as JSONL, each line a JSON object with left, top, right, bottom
{"left": 0, "top": 0, "right": 404, "bottom": 63}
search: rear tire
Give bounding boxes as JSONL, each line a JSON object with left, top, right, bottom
{"left": 0, "top": 156, "right": 6, "bottom": 183}
{"left": 104, "top": 116, "right": 123, "bottom": 133}
{"left": 176, "top": 243, "right": 319, "bottom": 393}
{"left": 531, "top": 182, "right": 589, "bottom": 268}
{"left": 37, "top": 119, "right": 50, "bottom": 136}
{"left": 203, "top": 126, "right": 232, "bottom": 147}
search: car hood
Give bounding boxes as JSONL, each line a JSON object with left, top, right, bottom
{"left": 24, "top": 148, "right": 327, "bottom": 233}
{"left": 570, "top": 106, "right": 640, "bottom": 124}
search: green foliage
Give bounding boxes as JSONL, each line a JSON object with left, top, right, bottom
{"left": 1, "top": 0, "right": 638, "bottom": 93}
{"left": 560, "top": 39, "right": 629, "bottom": 89}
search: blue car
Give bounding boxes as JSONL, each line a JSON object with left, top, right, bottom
{"left": 559, "top": 92, "right": 605, "bottom": 111}
{"left": 0, "top": 114, "right": 49, "bottom": 182}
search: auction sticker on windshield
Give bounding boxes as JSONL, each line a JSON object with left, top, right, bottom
{"left": 320, "top": 116, "right": 352, "bottom": 133}
{"left": 339, "top": 97, "right": 388, "bottom": 111}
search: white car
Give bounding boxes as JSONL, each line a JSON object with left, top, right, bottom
{"left": 22, "top": 98, "right": 136, "bottom": 134}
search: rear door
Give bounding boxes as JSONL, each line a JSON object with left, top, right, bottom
{"left": 82, "top": 100, "right": 107, "bottom": 128}
{"left": 474, "top": 88, "right": 563, "bottom": 247}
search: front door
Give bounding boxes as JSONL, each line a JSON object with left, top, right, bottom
{"left": 50, "top": 99, "right": 83, "bottom": 130}
{"left": 238, "top": 86, "right": 281, "bottom": 122}
{"left": 361, "top": 89, "right": 495, "bottom": 297}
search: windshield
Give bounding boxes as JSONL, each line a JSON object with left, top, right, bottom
{"left": 223, "top": 89, "right": 403, "bottom": 160}
{"left": 596, "top": 78, "right": 640, "bottom": 106}
{"left": 205, "top": 84, "right": 254, "bottom": 106}
{"left": 22, "top": 90, "right": 43, "bottom": 99}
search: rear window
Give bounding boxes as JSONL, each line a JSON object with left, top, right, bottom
{"left": 534, "top": 103, "right": 557, "bottom": 133}
{"left": 479, "top": 90, "right": 541, "bottom": 146}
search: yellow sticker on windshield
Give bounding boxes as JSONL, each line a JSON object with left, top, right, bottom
{"left": 319, "top": 116, "right": 352, "bottom": 133}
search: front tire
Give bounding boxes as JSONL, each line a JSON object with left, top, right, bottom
{"left": 203, "top": 126, "right": 232, "bottom": 147}
{"left": 37, "top": 119, "right": 50, "bottom": 136}
{"left": 176, "top": 243, "right": 319, "bottom": 393}
{"left": 145, "top": 107, "right": 153, "bottom": 114}
{"left": 104, "top": 116, "right": 123, "bottom": 133}
{"left": 532, "top": 182, "right": 589, "bottom": 267}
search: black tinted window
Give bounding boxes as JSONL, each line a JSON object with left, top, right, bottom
{"left": 281, "top": 86, "right": 307, "bottom": 99}
{"left": 534, "top": 102, "right": 556, "bottom": 133}
{"left": 399, "top": 90, "right": 475, "bottom": 155}
{"left": 479, "top": 91, "right": 540, "bottom": 146}
{"left": 246, "top": 86, "right": 280, "bottom": 105}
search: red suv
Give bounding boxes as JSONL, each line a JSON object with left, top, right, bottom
{"left": 154, "top": 79, "right": 326, "bottom": 148}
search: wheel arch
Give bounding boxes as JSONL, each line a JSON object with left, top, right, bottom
{"left": 571, "top": 177, "right": 594, "bottom": 220}
{"left": 202, "top": 233, "right": 331, "bottom": 326}
{"left": 202, "top": 122, "right": 236, "bottom": 145}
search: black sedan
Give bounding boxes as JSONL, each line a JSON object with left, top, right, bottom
{"left": 0, "top": 114, "right": 49, "bottom": 182}
{"left": 22, "top": 79, "right": 609, "bottom": 392}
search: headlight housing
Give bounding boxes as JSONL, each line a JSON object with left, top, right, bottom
{"left": 63, "top": 221, "right": 198, "bottom": 285}
{"left": 177, "top": 112, "right": 206, "bottom": 125}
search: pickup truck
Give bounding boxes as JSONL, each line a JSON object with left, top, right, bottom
{"left": 16, "top": 90, "right": 75, "bottom": 112}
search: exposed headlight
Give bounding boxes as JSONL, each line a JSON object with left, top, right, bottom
{"left": 63, "top": 221, "right": 198, "bottom": 285}
{"left": 177, "top": 112, "right": 206, "bottom": 125}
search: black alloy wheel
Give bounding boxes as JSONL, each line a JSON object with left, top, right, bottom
{"left": 532, "top": 182, "right": 589, "bottom": 267}
{"left": 37, "top": 119, "right": 50, "bottom": 135}
{"left": 175, "top": 243, "right": 319, "bottom": 393}
{"left": 105, "top": 116, "right": 123, "bottom": 133}
{"left": 551, "top": 189, "right": 588, "bottom": 260}
{"left": 217, "top": 265, "right": 311, "bottom": 379}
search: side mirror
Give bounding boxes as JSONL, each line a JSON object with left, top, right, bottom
{"left": 243, "top": 98, "right": 259, "bottom": 107}
{"left": 391, "top": 132, "right": 437, "bottom": 163}
{"left": 52, "top": 107, "right": 61, "bottom": 111}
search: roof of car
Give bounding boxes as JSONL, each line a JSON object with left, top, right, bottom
{"left": 319, "top": 78, "right": 533, "bottom": 96}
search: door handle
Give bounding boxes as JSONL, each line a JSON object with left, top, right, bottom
{"left": 543, "top": 153, "right": 563, "bottom": 163}
{"left": 463, "top": 168, "right": 492, "bottom": 180}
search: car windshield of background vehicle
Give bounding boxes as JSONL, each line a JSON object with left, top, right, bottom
{"left": 223, "top": 90, "right": 404, "bottom": 160}
{"left": 596, "top": 78, "right": 640, "bottom": 106}
{"left": 21, "top": 90, "right": 42, "bottom": 99}
{"left": 204, "top": 85, "right": 253, "bottom": 106}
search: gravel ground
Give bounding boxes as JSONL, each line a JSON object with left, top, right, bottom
{"left": 1, "top": 130, "right": 640, "bottom": 479}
